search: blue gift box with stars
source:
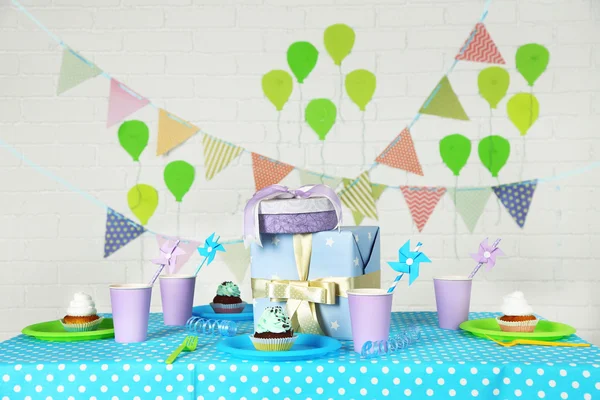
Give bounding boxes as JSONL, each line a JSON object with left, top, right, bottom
{"left": 250, "top": 227, "right": 380, "bottom": 340}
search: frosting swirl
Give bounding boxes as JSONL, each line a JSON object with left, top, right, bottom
{"left": 256, "top": 306, "right": 291, "bottom": 334}
{"left": 501, "top": 291, "right": 534, "bottom": 316}
{"left": 216, "top": 281, "right": 241, "bottom": 297}
{"left": 67, "top": 292, "right": 97, "bottom": 317}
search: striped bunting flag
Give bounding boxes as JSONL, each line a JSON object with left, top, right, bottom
{"left": 350, "top": 183, "right": 387, "bottom": 225}
{"left": 202, "top": 135, "right": 244, "bottom": 180}
{"left": 339, "top": 172, "right": 378, "bottom": 220}
{"left": 401, "top": 186, "right": 446, "bottom": 232}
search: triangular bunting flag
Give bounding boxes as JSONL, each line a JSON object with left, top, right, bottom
{"left": 446, "top": 188, "right": 492, "bottom": 232}
{"left": 375, "top": 128, "right": 424, "bottom": 175}
{"left": 157, "top": 109, "right": 199, "bottom": 156}
{"left": 492, "top": 180, "right": 537, "bottom": 228}
{"left": 456, "top": 23, "right": 505, "bottom": 64}
{"left": 419, "top": 76, "right": 469, "bottom": 121}
{"left": 350, "top": 183, "right": 388, "bottom": 225}
{"left": 57, "top": 49, "right": 102, "bottom": 95}
{"left": 251, "top": 153, "right": 294, "bottom": 191}
{"left": 298, "top": 170, "right": 342, "bottom": 189}
{"left": 107, "top": 79, "right": 149, "bottom": 127}
{"left": 104, "top": 208, "right": 146, "bottom": 258}
{"left": 401, "top": 186, "right": 446, "bottom": 232}
{"left": 220, "top": 242, "right": 251, "bottom": 283}
{"left": 202, "top": 135, "right": 244, "bottom": 180}
{"left": 339, "top": 172, "right": 378, "bottom": 220}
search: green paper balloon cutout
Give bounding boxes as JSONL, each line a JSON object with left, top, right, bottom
{"left": 439, "top": 134, "right": 472, "bottom": 176}
{"left": 478, "top": 67, "right": 510, "bottom": 109}
{"left": 345, "top": 69, "right": 376, "bottom": 111}
{"left": 516, "top": 43, "right": 550, "bottom": 86}
{"left": 164, "top": 160, "right": 195, "bottom": 202}
{"left": 262, "top": 70, "right": 293, "bottom": 111}
{"left": 127, "top": 184, "right": 158, "bottom": 225}
{"left": 324, "top": 24, "right": 355, "bottom": 66}
{"left": 305, "top": 99, "right": 337, "bottom": 140}
{"left": 507, "top": 93, "right": 539, "bottom": 136}
{"left": 478, "top": 135, "right": 511, "bottom": 178}
{"left": 287, "top": 42, "right": 319, "bottom": 84}
{"left": 118, "top": 120, "right": 149, "bottom": 162}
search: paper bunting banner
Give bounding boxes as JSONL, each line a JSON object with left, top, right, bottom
{"left": 339, "top": 172, "right": 378, "bottom": 220}
{"left": 155, "top": 236, "right": 200, "bottom": 274}
{"left": 157, "top": 109, "right": 199, "bottom": 156}
{"left": 492, "top": 180, "right": 537, "bottom": 228}
{"left": 104, "top": 208, "right": 146, "bottom": 258}
{"left": 375, "top": 128, "right": 424, "bottom": 176}
{"left": 456, "top": 23, "right": 505, "bottom": 65}
{"left": 419, "top": 76, "right": 469, "bottom": 121}
{"left": 57, "top": 49, "right": 102, "bottom": 95}
{"left": 251, "top": 153, "right": 294, "bottom": 191}
{"left": 220, "top": 242, "right": 251, "bottom": 283}
{"left": 446, "top": 188, "right": 492, "bottom": 232}
{"left": 401, "top": 186, "right": 446, "bottom": 232}
{"left": 350, "top": 183, "right": 387, "bottom": 225}
{"left": 202, "top": 135, "right": 244, "bottom": 181}
{"left": 298, "top": 170, "right": 342, "bottom": 189}
{"left": 107, "top": 79, "right": 149, "bottom": 127}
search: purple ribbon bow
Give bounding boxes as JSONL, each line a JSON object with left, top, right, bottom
{"left": 243, "top": 184, "right": 343, "bottom": 247}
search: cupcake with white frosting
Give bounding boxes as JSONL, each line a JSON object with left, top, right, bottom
{"left": 61, "top": 292, "right": 104, "bottom": 332}
{"left": 496, "top": 291, "right": 538, "bottom": 332}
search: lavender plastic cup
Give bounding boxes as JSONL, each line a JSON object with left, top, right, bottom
{"left": 159, "top": 274, "right": 196, "bottom": 326}
{"left": 434, "top": 276, "right": 473, "bottom": 330}
{"left": 348, "top": 289, "right": 393, "bottom": 353}
{"left": 109, "top": 284, "right": 152, "bottom": 343}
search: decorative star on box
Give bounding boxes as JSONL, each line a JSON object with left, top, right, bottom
{"left": 197, "top": 232, "right": 225, "bottom": 265}
{"left": 470, "top": 238, "right": 504, "bottom": 271}
{"left": 387, "top": 240, "right": 431, "bottom": 286}
{"left": 152, "top": 239, "right": 185, "bottom": 270}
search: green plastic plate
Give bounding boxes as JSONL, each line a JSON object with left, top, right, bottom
{"left": 22, "top": 319, "right": 115, "bottom": 342}
{"left": 460, "top": 318, "right": 576, "bottom": 341}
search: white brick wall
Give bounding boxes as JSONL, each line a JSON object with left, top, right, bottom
{"left": 1, "top": 0, "right": 599, "bottom": 345}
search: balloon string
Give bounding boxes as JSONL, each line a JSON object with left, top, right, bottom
{"left": 132, "top": 161, "right": 143, "bottom": 209}
{"left": 453, "top": 175, "right": 459, "bottom": 259}
{"left": 488, "top": 107, "right": 501, "bottom": 226}
{"left": 276, "top": 111, "right": 282, "bottom": 160}
{"left": 361, "top": 112, "right": 366, "bottom": 168}
{"left": 176, "top": 202, "right": 181, "bottom": 237}
{"left": 298, "top": 85, "right": 303, "bottom": 148}
{"left": 495, "top": 177, "right": 502, "bottom": 225}
{"left": 320, "top": 142, "right": 325, "bottom": 184}
{"left": 338, "top": 66, "right": 345, "bottom": 123}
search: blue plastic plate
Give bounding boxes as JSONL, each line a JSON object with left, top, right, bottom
{"left": 217, "top": 334, "right": 342, "bottom": 361}
{"left": 192, "top": 304, "right": 254, "bottom": 321}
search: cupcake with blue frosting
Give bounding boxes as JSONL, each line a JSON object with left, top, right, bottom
{"left": 250, "top": 306, "right": 297, "bottom": 351}
{"left": 210, "top": 281, "right": 246, "bottom": 314}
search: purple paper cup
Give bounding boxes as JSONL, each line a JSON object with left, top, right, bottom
{"left": 433, "top": 276, "right": 473, "bottom": 330}
{"left": 109, "top": 284, "right": 152, "bottom": 343}
{"left": 159, "top": 274, "right": 196, "bottom": 326}
{"left": 348, "top": 289, "right": 393, "bottom": 353}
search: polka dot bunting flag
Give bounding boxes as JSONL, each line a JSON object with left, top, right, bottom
{"left": 375, "top": 128, "right": 424, "bottom": 176}
{"left": 103, "top": 208, "right": 146, "bottom": 258}
{"left": 492, "top": 180, "right": 537, "bottom": 228}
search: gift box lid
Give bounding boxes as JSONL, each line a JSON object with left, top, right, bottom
{"left": 258, "top": 197, "right": 335, "bottom": 215}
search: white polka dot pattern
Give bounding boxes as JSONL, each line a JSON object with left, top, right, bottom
{"left": 0, "top": 312, "right": 598, "bottom": 399}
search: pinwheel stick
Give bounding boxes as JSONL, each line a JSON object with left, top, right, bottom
{"left": 193, "top": 257, "right": 208, "bottom": 277}
{"left": 387, "top": 242, "right": 422, "bottom": 294}
{"left": 468, "top": 238, "right": 501, "bottom": 279}
{"left": 148, "top": 264, "right": 166, "bottom": 286}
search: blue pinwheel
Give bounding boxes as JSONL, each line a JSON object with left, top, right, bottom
{"left": 387, "top": 240, "right": 431, "bottom": 291}
{"left": 194, "top": 233, "right": 225, "bottom": 276}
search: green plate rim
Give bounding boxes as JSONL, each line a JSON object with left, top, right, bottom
{"left": 21, "top": 318, "right": 115, "bottom": 341}
{"left": 460, "top": 318, "right": 576, "bottom": 339}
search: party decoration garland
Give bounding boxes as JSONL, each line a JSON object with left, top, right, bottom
{"left": 57, "top": 48, "right": 102, "bottom": 95}
{"left": 106, "top": 79, "right": 149, "bottom": 128}
{"left": 157, "top": 109, "right": 199, "bottom": 156}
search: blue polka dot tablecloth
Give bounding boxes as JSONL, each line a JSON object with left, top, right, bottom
{"left": 1, "top": 312, "right": 599, "bottom": 400}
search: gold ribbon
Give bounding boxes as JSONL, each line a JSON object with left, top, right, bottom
{"left": 251, "top": 233, "right": 380, "bottom": 335}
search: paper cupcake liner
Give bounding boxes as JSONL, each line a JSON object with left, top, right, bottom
{"left": 210, "top": 302, "right": 246, "bottom": 314}
{"left": 250, "top": 335, "right": 298, "bottom": 352}
{"left": 60, "top": 317, "right": 104, "bottom": 332}
{"left": 496, "top": 316, "right": 538, "bottom": 332}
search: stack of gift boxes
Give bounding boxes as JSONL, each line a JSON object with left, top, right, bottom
{"left": 245, "top": 185, "right": 381, "bottom": 340}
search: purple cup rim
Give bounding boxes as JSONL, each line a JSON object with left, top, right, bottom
{"left": 347, "top": 288, "right": 392, "bottom": 297}
{"left": 110, "top": 283, "right": 152, "bottom": 290}
{"left": 433, "top": 276, "right": 473, "bottom": 281}
{"left": 159, "top": 274, "right": 196, "bottom": 280}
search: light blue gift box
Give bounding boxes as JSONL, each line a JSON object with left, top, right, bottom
{"left": 250, "top": 226, "right": 381, "bottom": 340}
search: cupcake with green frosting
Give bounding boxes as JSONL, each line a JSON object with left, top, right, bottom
{"left": 210, "top": 281, "right": 246, "bottom": 314}
{"left": 250, "top": 306, "right": 297, "bottom": 351}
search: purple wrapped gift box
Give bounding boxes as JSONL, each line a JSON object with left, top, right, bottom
{"left": 258, "top": 197, "right": 338, "bottom": 234}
